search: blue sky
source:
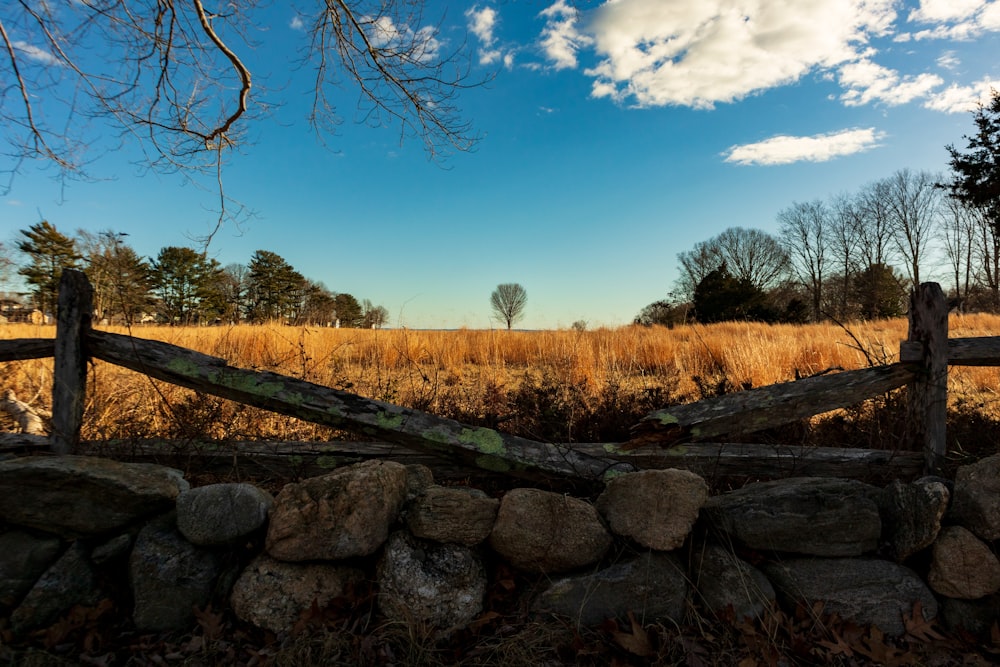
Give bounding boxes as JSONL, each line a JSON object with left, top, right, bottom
{"left": 3, "top": 0, "right": 1000, "bottom": 329}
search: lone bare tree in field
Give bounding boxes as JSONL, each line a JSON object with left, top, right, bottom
{"left": 491, "top": 283, "right": 527, "bottom": 330}
{"left": 1, "top": 1, "right": 484, "bottom": 243}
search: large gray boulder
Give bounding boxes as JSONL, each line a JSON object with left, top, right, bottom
{"left": 0, "top": 530, "right": 62, "bottom": 612}
{"left": 703, "top": 477, "right": 881, "bottom": 556}
{"left": 9, "top": 542, "right": 100, "bottom": 635}
{"left": 879, "top": 477, "right": 949, "bottom": 562}
{"left": 927, "top": 525, "right": 1000, "bottom": 599}
{"left": 266, "top": 460, "right": 408, "bottom": 561}
{"left": 533, "top": 551, "right": 688, "bottom": 627}
{"left": 951, "top": 454, "right": 1000, "bottom": 541}
{"left": 176, "top": 482, "right": 274, "bottom": 546}
{"left": 405, "top": 485, "right": 499, "bottom": 546}
{"left": 129, "top": 514, "right": 224, "bottom": 632}
{"left": 489, "top": 488, "right": 611, "bottom": 573}
{"left": 230, "top": 554, "right": 364, "bottom": 634}
{"left": 762, "top": 557, "right": 937, "bottom": 636}
{"left": 0, "top": 456, "right": 188, "bottom": 537}
{"left": 377, "top": 531, "right": 486, "bottom": 633}
{"left": 596, "top": 468, "right": 708, "bottom": 551}
{"left": 692, "top": 543, "right": 775, "bottom": 621}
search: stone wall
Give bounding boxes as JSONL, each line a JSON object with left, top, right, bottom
{"left": 2, "top": 454, "right": 1000, "bottom": 641}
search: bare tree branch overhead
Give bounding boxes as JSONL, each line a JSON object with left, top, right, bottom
{"left": 0, "top": 0, "right": 484, "bottom": 242}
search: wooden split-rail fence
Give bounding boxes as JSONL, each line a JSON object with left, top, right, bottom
{"left": 0, "top": 270, "right": 997, "bottom": 484}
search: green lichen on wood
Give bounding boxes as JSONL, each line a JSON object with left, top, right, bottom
{"left": 166, "top": 357, "right": 201, "bottom": 378}
{"left": 655, "top": 411, "right": 679, "bottom": 426}
{"left": 375, "top": 412, "right": 404, "bottom": 430}
{"left": 601, "top": 467, "right": 629, "bottom": 482}
{"left": 602, "top": 443, "right": 627, "bottom": 455}
{"left": 458, "top": 427, "right": 506, "bottom": 456}
{"left": 315, "top": 455, "right": 340, "bottom": 469}
{"left": 218, "top": 372, "right": 285, "bottom": 398}
{"left": 474, "top": 454, "right": 511, "bottom": 473}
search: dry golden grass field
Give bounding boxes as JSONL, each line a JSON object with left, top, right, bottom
{"left": 5, "top": 319, "right": 1000, "bottom": 666}
{"left": 3, "top": 315, "right": 1000, "bottom": 461}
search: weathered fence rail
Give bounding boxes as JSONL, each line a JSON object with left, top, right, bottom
{"left": 0, "top": 273, "right": 996, "bottom": 482}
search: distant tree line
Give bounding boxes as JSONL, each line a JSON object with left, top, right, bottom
{"left": 4, "top": 224, "right": 388, "bottom": 328}
{"left": 637, "top": 91, "right": 1000, "bottom": 327}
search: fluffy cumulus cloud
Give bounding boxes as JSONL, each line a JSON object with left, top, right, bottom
{"left": 839, "top": 60, "right": 943, "bottom": 106}
{"left": 723, "top": 128, "right": 886, "bottom": 166}
{"left": 563, "top": 0, "right": 899, "bottom": 108}
{"left": 529, "top": 0, "right": 997, "bottom": 115}
{"left": 903, "top": 0, "right": 1000, "bottom": 39}
{"left": 924, "top": 77, "right": 1000, "bottom": 113}
{"left": 538, "top": 0, "right": 591, "bottom": 70}
{"left": 466, "top": 6, "right": 500, "bottom": 65}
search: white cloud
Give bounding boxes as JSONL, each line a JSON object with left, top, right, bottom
{"left": 909, "top": 0, "right": 985, "bottom": 23}
{"left": 289, "top": 16, "right": 305, "bottom": 31}
{"left": 924, "top": 77, "right": 1000, "bottom": 113}
{"left": 364, "top": 16, "right": 441, "bottom": 63}
{"left": 839, "top": 59, "right": 943, "bottom": 106}
{"left": 723, "top": 128, "right": 885, "bottom": 166}
{"left": 936, "top": 50, "right": 960, "bottom": 70}
{"left": 467, "top": 6, "right": 514, "bottom": 67}
{"left": 467, "top": 6, "right": 497, "bottom": 45}
{"left": 12, "top": 41, "right": 61, "bottom": 66}
{"left": 539, "top": 0, "right": 590, "bottom": 70}
{"left": 902, "top": 0, "right": 1000, "bottom": 40}
{"left": 576, "top": 0, "right": 897, "bottom": 109}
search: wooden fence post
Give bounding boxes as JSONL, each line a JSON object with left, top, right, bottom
{"left": 906, "top": 282, "right": 948, "bottom": 475}
{"left": 51, "top": 269, "right": 92, "bottom": 454}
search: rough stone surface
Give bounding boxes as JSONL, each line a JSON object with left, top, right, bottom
{"left": 90, "top": 534, "right": 133, "bottom": 565}
{"left": 0, "top": 530, "right": 62, "bottom": 612}
{"left": 10, "top": 542, "right": 100, "bottom": 634}
{"left": 940, "top": 594, "right": 1000, "bottom": 640}
{"left": 489, "top": 488, "right": 611, "bottom": 573}
{"left": 266, "top": 460, "right": 407, "bottom": 561}
{"left": 406, "top": 486, "right": 499, "bottom": 546}
{"left": 0, "top": 456, "right": 188, "bottom": 537}
{"left": 879, "top": 477, "right": 949, "bottom": 562}
{"left": 533, "top": 552, "right": 688, "bottom": 627}
{"left": 129, "top": 514, "right": 224, "bottom": 632}
{"left": 951, "top": 454, "right": 1000, "bottom": 541}
{"left": 693, "top": 543, "right": 775, "bottom": 621}
{"left": 230, "top": 554, "right": 364, "bottom": 634}
{"left": 762, "top": 557, "right": 937, "bottom": 636}
{"left": 927, "top": 525, "right": 1000, "bottom": 599}
{"left": 404, "top": 464, "right": 435, "bottom": 502}
{"left": 703, "top": 477, "right": 881, "bottom": 556}
{"left": 596, "top": 468, "right": 708, "bottom": 551}
{"left": 177, "top": 483, "right": 274, "bottom": 546}
{"left": 377, "top": 531, "right": 486, "bottom": 633}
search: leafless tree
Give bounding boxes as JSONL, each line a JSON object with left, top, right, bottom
{"left": 970, "top": 204, "right": 1000, "bottom": 308}
{"left": 675, "top": 227, "right": 789, "bottom": 301}
{"left": 0, "top": 241, "right": 13, "bottom": 290}
{"left": 713, "top": 227, "right": 789, "bottom": 291}
{"left": 778, "top": 200, "right": 829, "bottom": 321}
{"left": 490, "top": 283, "right": 527, "bottom": 330}
{"left": 828, "top": 192, "right": 863, "bottom": 319}
{"left": 854, "top": 179, "right": 898, "bottom": 271}
{"left": 675, "top": 241, "right": 723, "bottom": 302}
{"left": 883, "top": 169, "right": 941, "bottom": 288}
{"left": 1, "top": 1, "right": 483, "bottom": 243}
{"left": 940, "top": 195, "right": 977, "bottom": 308}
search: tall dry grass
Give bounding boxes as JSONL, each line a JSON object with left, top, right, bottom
{"left": 2, "top": 316, "right": 1000, "bottom": 451}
